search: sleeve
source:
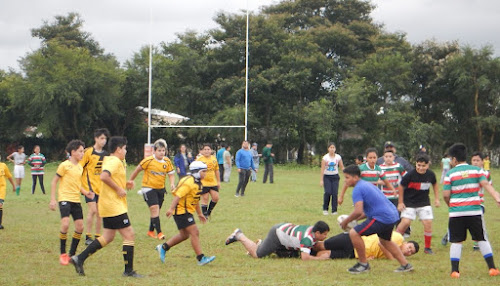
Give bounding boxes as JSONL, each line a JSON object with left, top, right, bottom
{"left": 400, "top": 172, "right": 410, "bottom": 187}
{"left": 79, "top": 149, "right": 90, "bottom": 168}
{"left": 139, "top": 157, "right": 150, "bottom": 170}
{"left": 102, "top": 158, "right": 117, "bottom": 176}
{"left": 27, "top": 154, "right": 33, "bottom": 166}
{"left": 165, "top": 158, "right": 175, "bottom": 174}
{"left": 173, "top": 154, "right": 180, "bottom": 167}
{"left": 378, "top": 167, "right": 387, "bottom": 180}
{"left": 299, "top": 237, "right": 314, "bottom": 254}
{"left": 235, "top": 150, "right": 241, "bottom": 168}
{"left": 173, "top": 179, "right": 191, "bottom": 198}
{"left": 42, "top": 154, "right": 47, "bottom": 166}
{"left": 430, "top": 170, "right": 437, "bottom": 184}
{"left": 56, "top": 162, "right": 67, "bottom": 177}
{"left": 352, "top": 187, "right": 363, "bottom": 204}
{"left": 443, "top": 172, "right": 451, "bottom": 191}
{"left": 3, "top": 165, "right": 12, "bottom": 179}
{"left": 213, "top": 158, "right": 219, "bottom": 171}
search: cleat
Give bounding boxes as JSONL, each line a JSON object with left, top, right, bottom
{"left": 85, "top": 238, "right": 93, "bottom": 246}
{"left": 147, "top": 231, "right": 156, "bottom": 238}
{"left": 441, "top": 233, "right": 449, "bottom": 246}
{"left": 123, "top": 270, "right": 144, "bottom": 278}
{"left": 156, "top": 244, "right": 166, "bottom": 263}
{"left": 323, "top": 210, "right": 329, "bottom": 215}
{"left": 489, "top": 268, "right": 500, "bottom": 276}
{"left": 424, "top": 248, "right": 434, "bottom": 254}
{"left": 59, "top": 253, "right": 70, "bottom": 265}
{"left": 157, "top": 232, "right": 165, "bottom": 240}
{"left": 69, "top": 255, "right": 85, "bottom": 276}
{"left": 198, "top": 255, "right": 215, "bottom": 266}
{"left": 0, "top": 225, "right": 4, "bottom": 230}
{"left": 225, "top": 228, "right": 241, "bottom": 245}
{"left": 348, "top": 262, "right": 370, "bottom": 274}
{"left": 450, "top": 271, "right": 460, "bottom": 278}
{"left": 394, "top": 263, "right": 414, "bottom": 272}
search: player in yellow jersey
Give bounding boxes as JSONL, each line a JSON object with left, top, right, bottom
{"left": 0, "top": 155, "right": 15, "bottom": 229}
{"left": 196, "top": 144, "right": 221, "bottom": 219}
{"left": 49, "top": 140, "right": 94, "bottom": 266}
{"left": 156, "top": 161, "right": 215, "bottom": 266}
{"left": 80, "top": 128, "right": 109, "bottom": 245}
{"left": 70, "top": 137, "right": 143, "bottom": 277}
{"left": 128, "top": 139, "right": 175, "bottom": 240}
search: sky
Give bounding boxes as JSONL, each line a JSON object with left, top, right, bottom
{"left": 1, "top": 0, "right": 499, "bottom": 71}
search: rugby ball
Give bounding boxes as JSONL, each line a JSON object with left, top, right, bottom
{"left": 337, "top": 214, "right": 358, "bottom": 231}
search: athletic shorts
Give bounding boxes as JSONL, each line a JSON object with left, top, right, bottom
{"left": 142, "top": 188, "right": 166, "bottom": 207}
{"left": 255, "top": 224, "right": 292, "bottom": 258}
{"left": 401, "top": 205, "right": 433, "bottom": 221}
{"left": 449, "top": 215, "right": 485, "bottom": 243}
{"left": 201, "top": 186, "right": 219, "bottom": 194}
{"left": 173, "top": 213, "right": 196, "bottom": 230}
{"left": 59, "top": 201, "right": 84, "bottom": 220}
{"left": 85, "top": 192, "right": 99, "bottom": 203}
{"left": 14, "top": 165, "right": 25, "bottom": 179}
{"left": 353, "top": 218, "right": 394, "bottom": 241}
{"left": 102, "top": 213, "right": 131, "bottom": 229}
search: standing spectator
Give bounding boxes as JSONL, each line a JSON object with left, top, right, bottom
{"left": 483, "top": 155, "right": 491, "bottom": 172}
{"left": 235, "top": 141, "right": 256, "bottom": 197}
{"left": 223, "top": 146, "right": 232, "bottom": 183}
{"left": 319, "top": 143, "right": 344, "bottom": 215}
{"left": 440, "top": 153, "right": 451, "bottom": 184}
{"left": 216, "top": 143, "right": 226, "bottom": 182}
{"left": 376, "top": 141, "right": 413, "bottom": 172}
{"left": 262, "top": 142, "right": 274, "bottom": 184}
{"left": 27, "top": 145, "right": 47, "bottom": 194}
{"left": 250, "top": 143, "right": 260, "bottom": 182}
{"left": 174, "top": 144, "right": 193, "bottom": 179}
{"left": 7, "top": 145, "right": 26, "bottom": 195}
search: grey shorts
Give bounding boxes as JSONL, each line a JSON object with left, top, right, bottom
{"left": 256, "top": 224, "right": 287, "bottom": 258}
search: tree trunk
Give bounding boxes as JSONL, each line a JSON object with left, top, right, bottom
{"left": 473, "top": 75, "right": 483, "bottom": 150}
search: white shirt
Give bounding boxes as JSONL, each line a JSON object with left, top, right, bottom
{"left": 322, "top": 153, "right": 342, "bottom": 175}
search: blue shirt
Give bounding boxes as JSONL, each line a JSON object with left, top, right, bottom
{"left": 235, "top": 149, "right": 255, "bottom": 170}
{"left": 216, "top": 148, "right": 225, "bottom": 164}
{"left": 352, "top": 180, "right": 399, "bottom": 224}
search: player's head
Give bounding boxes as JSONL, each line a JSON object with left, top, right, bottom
{"left": 471, "top": 151, "right": 484, "bottom": 168}
{"left": 312, "top": 221, "right": 330, "bottom": 241}
{"left": 242, "top": 140, "right": 250, "bottom": 149}
{"left": 383, "top": 149, "right": 395, "bottom": 165}
{"left": 266, "top": 142, "right": 273, "bottom": 147}
{"left": 93, "top": 128, "right": 110, "bottom": 148}
{"left": 179, "top": 144, "right": 187, "bottom": 153}
{"left": 447, "top": 143, "right": 467, "bottom": 167}
{"left": 343, "top": 164, "right": 361, "bottom": 187}
{"left": 252, "top": 142, "right": 258, "bottom": 149}
{"left": 485, "top": 154, "right": 490, "bottom": 160}
{"left": 415, "top": 154, "right": 430, "bottom": 174}
{"left": 365, "top": 147, "right": 377, "bottom": 166}
{"left": 17, "top": 145, "right": 24, "bottom": 153}
{"left": 327, "top": 142, "right": 336, "bottom": 153}
{"left": 401, "top": 240, "right": 419, "bottom": 256}
{"left": 66, "top": 140, "right": 85, "bottom": 161}
{"left": 33, "top": 145, "right": 40, "bottom": 153}
{"left": 202, "top": 143, "right": 212, "bottom": 156}
{"left": 220, "top": 142, "right": 227, "bottom": 148}
{"left": 109, "top": 136, "right": 127, "bottom": 160}
{"left": 355, "top": 154, "right": 364, "bottom": 165}
{"left": 153, "top": 139, "right": 167, "bottom": 158}
{"left": 226, "top": 146, "right": 231, "bottom": 151}
{"left": 189, "top": 161, "right": 207, "bottom": 180}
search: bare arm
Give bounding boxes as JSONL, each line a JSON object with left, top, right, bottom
{"left": 49, "top": 176, "right": 60, "bottom": 211}
{"left": 338, "top": 184, "right": 349, "bottom": 206}
{"left": 338, "top": 159, "right": 345, "bottom": 172}
{"left": 168, "top": 173, "right": 176, "bottom": 190}
{"left": 128, "top": 165, "right": 144, "bottom": 182}
{"left": 432, "top": 182, "right": 440, "bottom": 207}
{"left": 166, "top": 196, "right": 181, "bottom": 218}
{"left": 397, "top": 185, "right": 405, "bottom": 211}
{"left": 300, "top": 251, "right": 329, "bottom": 261}
{"left": 8, "top": 177, "right": 15, "bottom": 192}
{"left": 320, "top": 159, "right": 326, "bottom": 187}
{"left": 215, "top": 170, "right": 221, "bottom": 188}
{"left": 340, "top": 201, "right": 364, "bottom": 230}
{"left": 6, "top": 153, "right": 14, "bottom": 163}
{"left": 443, "top": 190, "right": 451, "bottom": 207}
{"left": 480, "top": 180, "right": 500, "bottom": 206}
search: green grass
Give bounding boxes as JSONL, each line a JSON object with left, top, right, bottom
{"left": 1, "top": 163, "right": 500, "bottom": 285}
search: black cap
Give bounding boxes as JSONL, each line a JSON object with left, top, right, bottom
{"left": 384, "top": 141, "right": 394, "bottom": 148}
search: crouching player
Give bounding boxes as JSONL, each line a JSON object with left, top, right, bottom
{"left": 156, "top": 161, "right": 215, "bottom": 266}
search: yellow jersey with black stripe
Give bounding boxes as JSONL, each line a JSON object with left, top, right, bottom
{"left": 79, "top": 147, "right": 109, "bottom": 195}
{"left": 139, "top": 155, "right": 175, "bottom": 189}
{"left": 0, "top": 163, "right": 13, "bottom": 200}
{"left": 99, "top": 156, "right": 128, "bottom": 217}
{"left": 172, "top": 175, "right": 202, "bottom": 215}
{"left": 196, "top": 155, "right": 219, "bottom": 187}
{"left": 56, "top": 160, "right": 83, "bottom": 203}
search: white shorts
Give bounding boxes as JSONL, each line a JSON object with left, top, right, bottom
{"left": 401, "top": 205, "right": 433, "bottom": 221}
{"left": 14, "top": 165, "right": 25, "bottom": 179}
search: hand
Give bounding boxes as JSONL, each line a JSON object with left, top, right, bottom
{"left": 338, "top": 197, "right": 343, "bottom": 206}
{"left": 320, "top": 180, "right": 324, "bottom": 187}
{"left": 217, "top": 183, "right": 221, "bottom": 189}
{"left": 12, "top": 187, "right": 15, "bottom": 193}
{"left": 166, "top": 209, "right": 173, "bottom": 218}
{"left": 117, "top": 188, "right": 127, "bottom": 198}
{"left": 170, "top": 183, "right": 176, "bottom": 190}
{"left": 49, "top": 200, "right": 57, "bottom": 211}
{"left": 339, "top": 219, "right": 348, "bottom": 230}
{"left": 198, "top": 214, "right": 207, "bottom": 224}
{"left": 238, "top": 168, "right": 241, "bottom": 173}
{"left": 434, "top": 199, "right": 440, "bottom": 208}
{"left": 126, "top": 180, "right": 135, "bottom": 190}
{"left": 85, "top": 191, "right": 95, "bottom": 200}
{"left": 397, "top": 203, "right": 405, "bottom": 212}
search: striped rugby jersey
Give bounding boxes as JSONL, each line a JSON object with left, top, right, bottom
{"left": 28, "top": 153, "right": 46, "bottom": 175}
{"left": 276, "top": 223, "right": 316, "bottom": 254}
{"left": 478, "top": 169, "right": 492, "bottom": 206}
{"left": 443, "top": 164, "right": 485, "bottom": 217}
{"left": 359, "top": 163, "right": 387, "bottom": 186}
{"left": 379, "top": 162, "right": 406, "bottom": 198}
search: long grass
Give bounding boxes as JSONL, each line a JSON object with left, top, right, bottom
{"left": 1, "top": 162, "right": 499, "bottom": 285}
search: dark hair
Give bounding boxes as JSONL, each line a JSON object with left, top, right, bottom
{"left": 17, "top": 145, "right": 24, "bottom": 151}
{"left": 94, "top": 128, "right": 110, "bottom": 139}
{"left": 109, "top": 136, "right": 127, "bottom": 153}
{"left": 448, "top": 143, "right": 467, "bottom": 162}
{"left": 416, "top": 154, "right": 430, "bottom": 164}
{"left": 33, "top": 145, "right": 40, "bottom": 151}
{"left": 220, "top": 142, "right": 226, "bottom": 148}
{"left": 65, "top": 140, "right": 85, "bottom": 154}
{"left": 202, "top": 143, "right": 212, "bottom": 149}
{"left": 384, "top": 149, "right": 394, "bottom": 155}
{"left": 312, "top": 221, "right": 330, "bottom": 233}
{"left": 153, "top": 139, "right": 167, "bottom": 151}
{"left": 365, "top": 147, "right": 377, "bottom": 156}
{"left": 328, "top": 142, "right": 336, "bottom": 148}
{"left": 343, "top": 164, "right": 361, "bottom": 177}
{"left": 471, "top": 151, "right": 484, "bottom": 160}
{"left": 408, "top": 240, "right": 420, "bottom": 254}
{"left": 356, "top": 155, "right": 364, "bottom": 161}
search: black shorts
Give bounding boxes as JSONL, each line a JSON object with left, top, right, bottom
{"left": 173, "top": 213, "right": 196, "bottom": 230}
{"left": 353, "top": 218, "right": 394, "bottom": 241}
{"left": 59, "top": 201, "right": 84, "bottom": 220}
{"left": 449, "top": 215, "right": 485, "bottom": 243}
{"left": 85, "top": 192, "right": 99, "bottom": 203}
{"left": 201, "top": 186, "right": 219, "bottom": 194}
{"left": 102, "top": 213, "right": 131, "bottom": 230}
{"left": 324, "top": 233, "right": 356, "bottom": 259}
{"left": 142, "top": 188, "right": 166, "bottom": 207}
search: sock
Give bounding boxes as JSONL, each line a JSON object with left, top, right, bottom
{"left": 359, "top": 262, "right": 368, "bottom": 266}
{"left": 424, "top": 232, "right": 432, "bottom": 249}
{"left": 0, "top": 207, "right": 3, "bottom": 225}
{"left": 59, "top": 232, "right": 68, "bottom": 254}
{"left": 69, "top": 232, "right": 82, "bottom": 256}
{"left": 79, "top": 237, "right": 105, "bottom": 262}
{"left": 94, "top": 233, "right": 101, "bottom": 239}
{"left": 149, "top": 218, "right": 155, "bottom": 232}
{"left": 152, "top": 216, "right": 161, "bottom": 233}
{"left": 123, "top": 241, "right": 134, "bottom": 273}
{"left": 450, "top": 243, "right": 462, "bottom": 272}
{"left": 162, "top": 243, "right": 171, "bottom": 251}
{"left": 207, "top": 201, "right": 217, "bottom": 216}
{"left": 478, "top": 241, "right": 496, "bottom": 269}
{"left": 201, "top": 205, "right": 208, "bottom": 217}
{"left": 85, "top": 233, "right": 92, "bottom": 240}
{"left": 196, "top": 254, "right": 205, "bottom": 262}
{"left": 15, "top": 186, "right": 20, "bottom": 196}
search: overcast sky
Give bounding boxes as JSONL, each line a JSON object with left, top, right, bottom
{"left": 1, "top": 0, "right": 499, "bottom": 71}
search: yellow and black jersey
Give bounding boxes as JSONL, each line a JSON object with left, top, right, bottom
{"left": 80, "top": 147, "right": 109, "bottom": 195}
{"left": 0, "top": 163, "right": 13, "bottom": 200}
{"left": 139, "top": 155, "right": 175, "bottom": 189}
{"left": 56, "top": 160, "right": 83, "bottom": 203}
{"left": 196, "top": 155, "right": 219, "bottom": 187}
{"left": 172, "top": 175, "right": 202, "bottom": 215}
{"left": 99, "top": 156, "right": 127, "bottom": 218}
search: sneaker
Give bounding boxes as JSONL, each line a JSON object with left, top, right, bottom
{"left": 403, "top": 233, "right": 410, "bottom": 238}
{"left": 198, "top": 255, "right": 215, "bottom": 266}
{"left": 441, "top": 233, "right": 449, "bottom": 246}
{"left": 85, "top": 238, "right": 93, "bottom": 246}
{"left": 69, "top": 255, "right": 85, "bottom": 276}
{"left": 157, "top": 232, "right": 165, "bottom": 240}
{"left": 450, "top": 271, "right": 460, "bottom": 278}
{"left": 225, "top": 228, "right": 242, "bottom": 245}
{"left": 348, "top": 262, "right": 370, "bottom": 274}
{"left": 489, "top": 268, "right": 500, "bottom": 276}
{"left": 156, "top": 244, "right": 166, "bottom": 263}
{"left": 234, "top": 193, "right": 239, "bottom": 197}
{"left": 123, "top": 270, "right": 144, "bottom": 278}
{"left": 323, "top": 210, "right": 329, "bottom": 216}
{"left": 59, "top": 253, "right": 70, "bottom": 265}
{"left": 0, "top": 225, "right": 4, "bottom": 230}
{"left": 394, "top": 263, "right": 414, "bottom": 272}
{"left": 147, "top": 231, "right": 156, "bottom": 238}
{"left": 424, "top": 248, "right": 434, "bottom": 254}
{"left": 332, "top": 212, "right": 338, "bottom": 215}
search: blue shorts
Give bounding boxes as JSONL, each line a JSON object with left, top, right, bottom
{"left": 353, "top": 218, "right": 394, "bottom": 241}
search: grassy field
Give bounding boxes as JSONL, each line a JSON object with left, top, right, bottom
{"left": 1, "top": 162, "right": 500, "bottom": 285}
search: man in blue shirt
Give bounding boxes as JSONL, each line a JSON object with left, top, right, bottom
{"left": 216, "top": 143, "right": 226, "bottom": 182}
{"left": 235, "top": 141, "right": 256, "bottom": 197}
{"left": 340, "top": 165, "right": 413, "bottom": 274}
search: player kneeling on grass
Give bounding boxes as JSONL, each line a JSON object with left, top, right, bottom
{"left": 70, "top": 137, "right": 143, "bottom": 278}
{"left": 340, "top": 165, "right": 413, "bottom": 274}
{"left": 49, "top": 140, "right": 94, "bottom": 265}
{"left": 225, "top": 221, "right": 330, "bottom": 261}
{"left": 156, "top": 161, "right": 215, "bottom": 266}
